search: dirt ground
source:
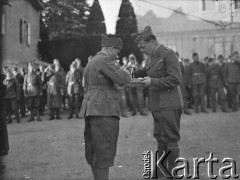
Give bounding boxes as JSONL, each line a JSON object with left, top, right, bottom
{"left": 0, "top": 109, "right": 240, "bottom": 180}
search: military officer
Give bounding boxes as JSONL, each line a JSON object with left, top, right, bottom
{"left": 189, "top": 53, "right": 208, "bottom": 113}
{"left": 224, "top": 51, "right": 240, "bottom": 112}
{"left": 23, "top": 63, "right": 43, "bottom": 122}
{"left": 206, "top": 58, "right": 230, "bottom": 112}
{"left": 132, "top": 26, "right": 183, "bottom": 179}
{"left": 79, "top": 34, "right": 131, "bottom": 180}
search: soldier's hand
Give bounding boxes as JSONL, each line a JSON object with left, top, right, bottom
{"left": 141, "top": 77, "right": 151, "bottom": 87}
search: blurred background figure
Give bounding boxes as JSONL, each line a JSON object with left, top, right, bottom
{"left": 13, "top": 67, "right": 26, "bottom": 118}
{"left": 206, "top": 57, "right": 230, "bottom": 112}
{"left": 189, "top": 52, "right": 208, "bottom": 113}
{"left": 3, "top": 70, "right": 20, "bottom": 124}
{"left": 126, "top": 53, "right": 147, "bottom": 116}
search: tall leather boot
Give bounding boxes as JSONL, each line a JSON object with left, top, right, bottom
{"left": 56, "top": 108, "right": 61, "bottom": 120}
{"left": 157, "top": 144, "right": 168, "bottom": 179}
{"left": 212, "top": 98, "right": 217, "bottom": 112}
{"left": 36, "top": 108, "right": 42, "bottom": 121}
{"left": 167, "top": 148, "right": 180, "bottom": 179}
{"left": 96, "top": 167, "right": 109, "bottom": 180}
{"left": 91, "top": 166, "right": 98, "bottom": 180}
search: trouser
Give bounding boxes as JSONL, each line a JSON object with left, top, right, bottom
{"left": 84, "top": 116, "right": 119, "bottom": 169}
{"left": 4, "top": 98, "right": 19, "bottom": 122}
{"left": 152, "top": 109, "right": 182, "bottom": 179}
{"left": 40, "top": 89, "right": 47, "bottom": 114}
{"left": 210, "top": 86, "right": 227, "bottom": 111}
{"left": 49, "top": 108, "right": 60, "bottom": 118}
{"left": 27, "top": 96, "right": 40, "bottom": 119}
{"left": 192, "top": 84, "right": 206, "bottom": 111}
{"left": 68, "top": 94, "right": 81, "bottom": 116}
{"left": 129, "top": 87, "right": 145, "bottom": 113}
{"left": 228, "top": 83, "right": 240, "bottom": 111}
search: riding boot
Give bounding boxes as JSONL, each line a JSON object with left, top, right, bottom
{"left": 221, "top": 100, "right": 231, "bottom": 112}
{"left": 96, "top": 167, "right": 109, "bottom": 180}
{"left": 15, "top": 111, "right": 20, "bottom": 123}
{"left": 36, "top": 108, "right": 42, "bottom": 121}
{"left": 167, "top": 148, "right": 180, "bottom": 179}
{"left": 194, "top": 98, "right": 199, "bottom": 113}
{"left": 91, "top": 166, "right": 98, "bottom": 180}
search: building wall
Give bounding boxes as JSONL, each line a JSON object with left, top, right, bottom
{"left": 1, "top": 0, "right": 41, "bottom": 68}
{"left": 157, "top": 28, "right": 240, "bottom": 60}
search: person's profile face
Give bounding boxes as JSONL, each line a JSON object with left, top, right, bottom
{"left": 111, "top": 48, "right": 120, "bottom": 58}
{"left": 138, "top": 40, "right": 153, "bottom": 55}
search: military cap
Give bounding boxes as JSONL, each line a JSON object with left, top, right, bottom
{"left": 101, "top": 34, "right": 123, "bottom": 50}
{"left": 131, "top": 26, "right": 154, "bottom": 43}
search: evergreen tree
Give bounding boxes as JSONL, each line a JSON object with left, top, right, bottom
{"left": 116, "top": 0, "right": 138, "bottom": 35}
{"left": 85, "top": 0, "right": 106, "bottom": 34}
{"left": 41, "top": 0, "right": 89, "bottom": 40}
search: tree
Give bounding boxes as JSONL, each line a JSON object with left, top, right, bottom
{"left": 85, "top": 0, "right": 106, "bottom": 34}
{"left": 116, "top": 0, "right": 138, "bottom": 35}
{"left": 41, "top": 0, "right": 89, "bottom": 40}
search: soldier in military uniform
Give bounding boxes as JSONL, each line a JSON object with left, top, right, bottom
{"left": 74, "top": 58, "right": 84, "bottom": 111}
{"left": 23, "top": 63, "right": 43, "bottom": 122}
{"left": 126, "top": 53, "right": 147, "bottom": 116}
{"left": 66, "top": 62, "right": 82, "bottom": 119}
{"left": 224, "top": 51, "right": 240, "bottom": 112}
{"left": 189, "top": 53, "right": 208, "bottom": 113}
{"left": 13, "top": 68, "right": 26, "bottom": 118}
{"left": 206, "top": 58, "right": 230, "bottom": 112}
{"left": 132, "top": 26, "right": 183, "bottom": 179}
{"left": 3, "top": 70, "right": 20, "bottom": 124}
{"left": 79, "top": 35, "right": 131, "bottom": 180}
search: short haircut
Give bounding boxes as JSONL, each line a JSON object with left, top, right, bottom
{"left": 208, "top": 57, "right": 214, "bottom": 63}
{"left": 218, "top": 55, "right": 224, "bottom": 60}
{"left": 143, "top": 35, "right": 156, "bottom": 42}
{"left": 233, "top": 51, "right": 239, "bottom": 56}
{"left": 192, "top": 52, "right": 198, "bottom": 57}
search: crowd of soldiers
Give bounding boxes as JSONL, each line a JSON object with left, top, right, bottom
{"left": 2, "top": 58, "right": 85, "bottom": 124}
{"left": 1, "top": 50, "right": 240, "bottom": 124}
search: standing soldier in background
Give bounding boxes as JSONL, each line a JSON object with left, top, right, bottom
{"left": 74, "top": 58, "right": 84, "bottom": 111}
{"left": 3, "top": 70, "right": 20, "bottom": 124}
{"left": 126, "top": 53, "right": 147, "bottom": 116}
{"left": 79, "top": 34, "right": 131, "bottom": 180}
{"left": 132, "top": 26, "right": 183, "bottom": 179}
{"left": 66, "top": 62, "right": 82, "bottom": 119}
{"left": 23, "top": 63, "right": 43, "bottom": 122}
{"left": 44, "top": 64, "right": 63, "bottom": 120}
{"left": 189, "top": 53, "right": 208, "bottom": 113}
{"left": 13, "top": 67, "right": 26, "bottom": 118}
{"left": 206, "top": 58, "right": 230, "bottom": 112}
{"left": 224, "top": 51, "right": 240, "bottom": 112}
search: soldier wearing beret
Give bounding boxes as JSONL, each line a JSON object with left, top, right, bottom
{"left": 79, "top": 34, "right": 131, "bottom": 180}
{"left": 132, "top": 26, "right": 183, "bottom": 179}
{"left": 23, "top": 63, "right": 43, "bottom": 122}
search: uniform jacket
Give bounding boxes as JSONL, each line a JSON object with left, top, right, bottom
{"left": 189, "top": 61, "right": 206, "bottom": 85}
{"left": 66, "top": 70, "right": 83, "bottom": 96}
{"left": 23, "top": 72, "right": 43, "bottom": 97}
{"left": 47, "top": 71, "right": 63, "bottom": 108}
{"left": 224, "top": 61, "right": 240, "bottom": 84}
{"left": 79, "top": 51, "right": 132, "bottom": 118}
{"left": 135, "top": 44, "right": 183, "bottom": 111}
{"left": 3, "top": 77, "right": 20, "bottom": 99}
{"left": 206, "top": 63, "right": 225, "bottom": 88}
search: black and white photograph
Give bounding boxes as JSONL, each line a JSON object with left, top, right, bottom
{"left": 0, "top": 0, "right": 240, "bottom": 179}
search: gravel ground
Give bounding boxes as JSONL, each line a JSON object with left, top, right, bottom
{"left": 0, "top": 109, "right": 240, "bottom": 180}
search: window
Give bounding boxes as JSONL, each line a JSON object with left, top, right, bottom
{"left": 202, "top": 0, "right": 216, "bottom": 11}
{"left": 20, "top": 18, "right": 31, "bottom": 46}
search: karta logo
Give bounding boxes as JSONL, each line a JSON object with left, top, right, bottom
{"left": 142, "top": 151, "right": 239, "bottom": 179}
